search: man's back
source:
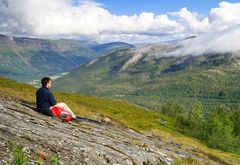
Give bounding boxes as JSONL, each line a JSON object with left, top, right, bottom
{"left": 36, "top": 87, "right": 56, "bottom": 111}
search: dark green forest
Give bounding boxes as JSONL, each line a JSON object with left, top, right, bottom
{"left": 161, "top": 102, "right": 240, "bottom": 153}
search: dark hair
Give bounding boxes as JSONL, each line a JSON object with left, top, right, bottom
{"left": 41, "top": 77, "right": 51, "bottom": 87}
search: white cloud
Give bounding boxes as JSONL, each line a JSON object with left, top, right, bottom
{"left": 167, "top": 1, "right": 240, "bottom": 56}
{"left": 171, "top": 8, "right": 210, "bottom": 33}
{"left": 1, "top": 0, "right": 240, "bottom": 51}
{"left": 168, "top": 26, "right": 240, "bottom": 56}
{"left": 210, "top": 1, "right": 240, "bottom": 30}
{"left": 0, "top": 0, "right": 184, "bottom": 39}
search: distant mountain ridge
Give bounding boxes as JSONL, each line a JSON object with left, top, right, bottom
{"left": 0, "top": 34, "right": 133, "bottom": 83}
{"left": 91, "top": 42, "right": 134, "bottom": 54}
{"left": 0, "top": 34, "right": 98, "bottom": 82}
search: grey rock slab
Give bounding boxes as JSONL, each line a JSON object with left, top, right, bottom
{"left": 0, "top": 99, "right": 216, "bottom": 164}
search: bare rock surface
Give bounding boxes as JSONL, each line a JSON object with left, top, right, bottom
{"left": 0, "top": 99, "right": 215, "bottom": 164}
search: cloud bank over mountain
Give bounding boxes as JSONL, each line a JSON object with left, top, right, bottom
{"left": 168, "top": 26, "right": 240, "bottom": 56}
{"left": 1, "top": 0, "right": 240, "bottom": 50}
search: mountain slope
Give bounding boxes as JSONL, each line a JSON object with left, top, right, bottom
{"left": 0, "top": 76, "right": 240, "bottom": 164}
{"left": 0, "top": 34, "right": 136, "bottom": 84}
{"left": 90, "top": 42, "right": 134, "bottom": 54}
{"left": 53, "top": 44, "right": 240, "bottom": 110}
{"left": 0, "top": 34, "right": 99, "bottom": 82}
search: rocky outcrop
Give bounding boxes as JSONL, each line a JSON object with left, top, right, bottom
{"left": 120, "top": 52, "right": 144, "bottom": 71}
{"left": 0, "top": 99, "right": 216, "bottom": 164}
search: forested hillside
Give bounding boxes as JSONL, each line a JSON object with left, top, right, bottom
{"left": 53, "top": 45, "right": 240, "bottom": 111}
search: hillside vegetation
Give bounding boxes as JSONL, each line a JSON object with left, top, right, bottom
{"left": 0, "top": 34, "right": 99, "bottom": 83}
{"left": 1, "top": 76, "right": 240, "bottom": 164}
{"left": 53, "top": 47, "right": 240, "bottom": 112}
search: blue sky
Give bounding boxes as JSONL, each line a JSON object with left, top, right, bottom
{"left": 75, "top": 0, "right": 240, "bottom": 15}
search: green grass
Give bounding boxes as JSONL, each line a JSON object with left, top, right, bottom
{"left": 50, "top": 155, "right": 60, "bottom": 165}
{"left": 5, "top": 140, "right": 60, "bottom": 165}
{"left": 55, "top": 92, "right": 175, "bottom": 132}
{"left": 9, "top": 142, "right": 28, "bottom": 165}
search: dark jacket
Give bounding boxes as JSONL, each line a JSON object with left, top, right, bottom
{"left": 36, "top": 87, "right": 57, "bottom": 112}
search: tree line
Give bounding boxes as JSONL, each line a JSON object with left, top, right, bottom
{"left": 161, "top": 102, "right": 240, "bottom": 153}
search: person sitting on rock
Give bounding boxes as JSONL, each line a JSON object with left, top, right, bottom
{"left": 36, "top": 77, "right": 76, "bottom": 121}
